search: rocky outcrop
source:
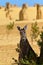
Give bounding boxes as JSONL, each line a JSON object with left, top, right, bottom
{"left": 35, "top": 4, "right": 42, "bottom": 19}
{"left": 19, "top": 4, "right": 28, "bottom": 20}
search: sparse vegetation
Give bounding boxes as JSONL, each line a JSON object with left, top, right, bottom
{"left": 6, "top": 22, "right": 14, "bottom": 39}
{"left": 31, "top": 22, "right": 40, "bottom": 43}
{"left": 20, "top": 58, "right": 37, "bottom": 65}
{"left": 7, "top": 22, "right": 14, "bottom": 30}
{"left": 37, "top": 31, "right": 43, "bottom": 65}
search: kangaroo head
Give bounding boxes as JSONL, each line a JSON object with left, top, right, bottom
{"left": 17, "top": 25, "right": 27, "bottom": 40}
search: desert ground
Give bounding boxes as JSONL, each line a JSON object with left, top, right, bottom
{"left": 0, "top": 5, "right": 43, "bottom": 65}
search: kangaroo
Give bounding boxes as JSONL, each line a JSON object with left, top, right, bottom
{"left": 17, "top": 25, "right": 38, "bottom": 65}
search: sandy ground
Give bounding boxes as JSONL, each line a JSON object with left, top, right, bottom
{"left": 0, "top": 45, "right": 18, "bottom": 65}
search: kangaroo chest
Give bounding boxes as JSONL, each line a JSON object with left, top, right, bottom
{"left": 20, "top": 39, "right": 29, "bottom": 52}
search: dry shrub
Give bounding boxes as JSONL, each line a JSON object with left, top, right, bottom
{"left": 19, "top": 4, "right": 28, "bottom": 20}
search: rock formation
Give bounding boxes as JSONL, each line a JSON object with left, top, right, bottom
{"left": 5, "top": 2, "right": 12, "bottom": 20}
{"left": 35, "top": 4, "right": 42, "bottom": 19}
{"left": 5, "top": 2, "right": 12, "bottom": 11}
{"left": 19, "top": 4, "right": 28, "bottom": 20}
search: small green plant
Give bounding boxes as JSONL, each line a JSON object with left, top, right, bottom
{"left": 37, "top": 31, "right": 43, "bottom": 65}
{"left": 7, "top": 22, "right": 14, "bottom": 30}
{"left": 37, "top": 31, "right": 43, "bottom": 46}
{"left": 15, "top": 43, "right": 20, "bottom": 53}
{"left": 20, "top": 58, "right": 30, "bottom": 65}
{"left": 6, "top": 22, "right": 14, "bottom": 39}
{"left": 31, "top": 22, "right": 40, "bottom": 42}
{"left": 20, "top": 58, "right": 37, "bottom": 65}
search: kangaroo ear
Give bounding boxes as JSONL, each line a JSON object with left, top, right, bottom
{"left": 24, "top": 25, "right": 27, "bottom": 30}
{"left": 17, "top": 26, "right": 21, "bottom": 31}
